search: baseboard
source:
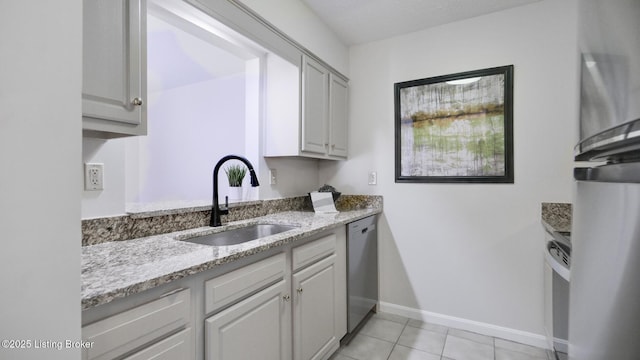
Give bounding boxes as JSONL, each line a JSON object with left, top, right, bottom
{"left": 378, "top": 301, "right": 549, "bottom": 349}
{"left": 554, "top": 337, "right": 568, "bottom": 353}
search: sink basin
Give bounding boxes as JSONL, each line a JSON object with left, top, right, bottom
{"left": 183, "top": 224, "right": 299, "bottom": 246}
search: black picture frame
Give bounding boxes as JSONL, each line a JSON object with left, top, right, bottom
{"left": 394, "top": 65, "right": 514, "bottom": 183}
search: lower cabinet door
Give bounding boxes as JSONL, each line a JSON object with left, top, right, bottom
{"left": 293, "top": 255, "right": 337, "bottom": 360}
{"left": 205, "top": 280, "right": 291, "bottom": 360}
{"left": 123, "top": 328, "right": 192, "bottom": 360}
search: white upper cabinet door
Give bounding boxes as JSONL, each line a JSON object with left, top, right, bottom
{"left": 83, "top": 0, "right": 147, "bottom": 137}
{"left": 328, "top": 74, "right": 348, "bottom": 158}
{"left": 301, "top": 55, "right": 329, "bottom": 155}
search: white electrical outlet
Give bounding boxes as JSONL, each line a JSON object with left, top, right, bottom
{"left": 368, "top": 171, "right": 377, "bottom": 185}
{"left": 85, "top": 163, "right": 104, "bottom": 191}
{"left": 269, "top": 169, "right": 277, "bottom": 185}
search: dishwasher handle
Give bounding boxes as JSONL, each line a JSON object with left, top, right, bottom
{"left": 360, "top": 224, "right": 376, "bottom": 234}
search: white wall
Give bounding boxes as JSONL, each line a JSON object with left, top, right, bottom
{"left": 82, "top": 67, "right": 321, "bottom": 218}
{"left": 259, "top": 157, "right": 322, "bottom": 199}
{"left": 238, "top": 0, "right": 349, "bottom": 75}
{"left": 134, "top": 74, "right": 248, "bottom": 204}
{"left": 0, "top": 2, "right": 81, "bottom": 359}
{"left": 83, "top": 74, "right": 250, "bottom": 218}
{"left": 235, "top": 0, "right": 350, "bottom": 199}
{"left": 82, "top": 1, "right": 339, "bottom": 218}
{"left": 83, "top": 138, "right": 127, "bottom": 217}
{"left": 320, "top": 0, "right": 578, "bottom": 346}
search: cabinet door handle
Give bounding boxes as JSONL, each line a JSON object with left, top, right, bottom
{"left": 296, "top": 287, "right": 303, "bottom": 294}
{"left": 283, "top": 294, "right": 291, "bottom": 302}
{"left": 132, "top": 97, "right": 143, "bottom": 106}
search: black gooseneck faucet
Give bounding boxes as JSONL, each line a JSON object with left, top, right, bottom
{"left": 210, "top": 155, "right": 260, "bottom": 227}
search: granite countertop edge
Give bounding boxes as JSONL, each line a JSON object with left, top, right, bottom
{"left": 541, "top": 219, "right": 566, "bottom": 235}
{"left": 540, "top": 202, "right": 572, "bottom": 235}
{"left": 82, "top": 208, "right": 381, "bottom": 310}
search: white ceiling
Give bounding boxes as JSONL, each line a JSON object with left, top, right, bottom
{"left": 302, "top": 0, "right": 542, "bottom": 45}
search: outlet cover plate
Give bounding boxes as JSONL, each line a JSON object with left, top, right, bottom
{"left": 85, "top": 163, "right": 104, "bottom": 191}
{"left": 368, "top": 171, "right": 377, "bottom": 185}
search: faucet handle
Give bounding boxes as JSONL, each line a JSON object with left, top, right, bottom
{"left": 216, "top": 196, "right": 229, "bottom": 218}
{"left": 218, "top": 196, "right": 229, "bottom": 215}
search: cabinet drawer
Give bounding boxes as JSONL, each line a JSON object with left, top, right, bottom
{"left": 205, "top": 253, "right": 286, "bottom": 314}
{"left": 292, "top": 234, "right": 336, "bottom": 271}
{"left": 123, "top": 328, "right": 192, "bottom": 360}
{"left": 82, "top": 288, "right": 190, "bottom": 360}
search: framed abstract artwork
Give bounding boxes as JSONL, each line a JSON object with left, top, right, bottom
{"left": 394, "top": 65, "right": 514, "bottom": 183}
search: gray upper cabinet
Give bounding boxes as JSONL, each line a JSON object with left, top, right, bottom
{"left": 301, "top": 55, "right": 349, "bottom": 160}
{"left": 328, "top": 74, "right": 348, "bottom": 158}
{"left": 82, "top": 0, "right": 147, "bottom": 138}
{"left": 190, "top": 0, "right": 350, "bottom": 160}
{"left": 264, "top": 55, "right": 348, "bottom": 160}
{"left": 301, "top": 56, "right": 330, "bottom": 155}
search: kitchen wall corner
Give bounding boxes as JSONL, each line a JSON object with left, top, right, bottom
{"left": 319, "top": 0, "right": 579, "bottom": 346}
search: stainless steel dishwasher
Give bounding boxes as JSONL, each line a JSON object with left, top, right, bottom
{"left": 344, "top": 215, "right": 378, "bottom": 342}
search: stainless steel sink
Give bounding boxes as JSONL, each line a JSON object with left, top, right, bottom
{"left": 183, "top": 224, "right": 299, "bottom": 246}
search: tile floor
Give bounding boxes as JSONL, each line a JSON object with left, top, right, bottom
{"left": 331, "top": 312, "right": 558, "bottom": 360}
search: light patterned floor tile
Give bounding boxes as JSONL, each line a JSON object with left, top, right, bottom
{"left": 447, "top": 328, "right": 494, "bottom": 346}
{"left": 388, "top": 344, "right": 441, "bottom": 360}
{"left": 496, "top": 347, "right": 548, "bottom": 360}
{"left": 442, "top": 335, "right": 494, "bottom": 360}
{"left": 336, "top": 315, "right": 555, "bottom": 360}
{"left": 495, "top": 338, "right": 548, "bottom": 359}
{"left": 373, "top": 311, "right": 410, "bottom": 325}
{"left": 397, "top": 326, "right": 447, "bottom": 355}
{"left": 338, "top": 334, "right": 394, "bottom": 360}
{"left": 407, "top": 319, "right": 449, "bottom": 334}
{"left": 330, "top": 353, "right": 357, "bottom": 360}
{"left": 359, "top": 317, "right": 406, "bottom": 343}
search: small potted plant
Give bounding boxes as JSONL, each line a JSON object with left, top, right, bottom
{"left": 224, "top": 164, "right": 247, "bottom": 200}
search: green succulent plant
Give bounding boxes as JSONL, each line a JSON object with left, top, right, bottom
{"left": 224, "top": 164, "right": 247, "bottom": 187}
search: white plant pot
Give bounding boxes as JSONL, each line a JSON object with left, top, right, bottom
{"left": 228, "top": 186, "right": 243, "bottom": 201}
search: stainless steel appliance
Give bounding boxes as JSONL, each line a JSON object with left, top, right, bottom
{"left": 571, "top": 1, "right": 640, "bottom": 359}
{"left": 543, "top": 230, "right": 570, "bottom": 359}
{"left": 344, "top": 215, "right": 378, "bottom": 341}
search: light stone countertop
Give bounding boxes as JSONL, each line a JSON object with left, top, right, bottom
{"left": 82, "top": 209, "right": 381, "bottom": 310}
{"left": 541, "top": 202, "right": 572, "bottom": 235}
